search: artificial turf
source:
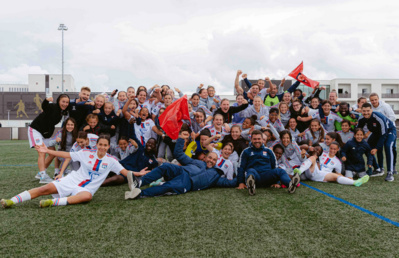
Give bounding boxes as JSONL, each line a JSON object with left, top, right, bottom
{"left": 0, "top": 140, "right": 398, "bottom": 257}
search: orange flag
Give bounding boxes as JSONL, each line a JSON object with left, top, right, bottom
{"left": 159, "top": 95, "right": 191, "bottom": 140}
{"left": 289, "top": 62, "right": 319, "bottom": 88}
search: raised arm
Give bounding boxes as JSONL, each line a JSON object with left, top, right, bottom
{"left": 235, "top": 70, "right": 244, "bottom": 94}
{"left": 174, "top": 133, "right": 196, "bottom": 166}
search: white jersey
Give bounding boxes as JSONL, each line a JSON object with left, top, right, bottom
{"left": 109, "top": 143, "right": 138, "bottom": 160}
{"left": 212, "top": 149, "right": 234, "bottom": 180}
{"left": 319, "top": 152, "right": 342, "bottom": 174}
{"left": 308, "top": 109, "right": 343, "bottom": 132}
{"left": 70, "top": 134, "right": 99, "bottom": 152}
{"left": 64, "top": 149, "right": 125, "bottom": 195}
{"left": 134, "top": 119, "right": 155, "bottom": 145}
{"left": 337, "top": 131, "right": 354, "bottom": 144}
{"left": 137, "top": 100, "right": 153, "bottom": 113}
{"left": 200, "top": 125, "right": 229, "bottom": 142}
{"left": 151, "top": 103, "right": 165, "bottom": 117}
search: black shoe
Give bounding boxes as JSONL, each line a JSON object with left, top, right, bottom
{"left": 246, "top": 175, "right": 256, "bottom": 196}
{"left": 288, "top": 173, "right": 300, "bottom": 194}
{"left": 370, "top": 169, "right": 384, "bottom": 177}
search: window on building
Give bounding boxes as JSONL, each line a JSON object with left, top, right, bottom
{"left": 338, "top": 88, "right": 343, "bottom": 94}
{"left": 386, "top": 88, "right": 394, "bottom": 94}
{"left": 362, "top": 88, "right": 368, "bottom": 94}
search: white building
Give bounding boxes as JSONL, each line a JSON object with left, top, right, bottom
{"left": 28, "top": 74, "right": 76, "bottom": 95}
{"left": 0, "top": 74, "right": 76, "bottom": 94}
{"left": 317, "top": 78, "right": 399, "bottom": 118}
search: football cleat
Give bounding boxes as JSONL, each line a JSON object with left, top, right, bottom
{"left": 246, "top": 175, "right": 256, "bottom": 196}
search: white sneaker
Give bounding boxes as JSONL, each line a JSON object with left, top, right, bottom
{"left": 125, "top": 188, "right": 142, "bottom": 200}
{"left": 39, "top": 173, "right": 53, "bottom": 184}
{"left": 35, "top": 172, "right": 41, "bottom": 179}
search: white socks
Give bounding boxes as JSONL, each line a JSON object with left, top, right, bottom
{"left": 51, "top": 198, "right": 68, "bottom": 206}
{"left": 11, "top": 191, "right": 31, "bottom": 204}
{"left": 299, "top": 159, "right": 313, "bottom": 174}
{"left": 337, "top": 176, "right": 355, "bottom": 185}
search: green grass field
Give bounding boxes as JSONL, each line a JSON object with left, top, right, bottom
{"left": 0, "top": 140, "right": 399, "bottom": 257}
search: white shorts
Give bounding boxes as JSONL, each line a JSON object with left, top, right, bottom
{"left": 28, "top": 127, "right": 50, "bottom": 148}
{"left": 51, "top": 174, "right": 92, "bottom": 198}
{"left": 305, "top": 166, "right": 329, "bottom": 182}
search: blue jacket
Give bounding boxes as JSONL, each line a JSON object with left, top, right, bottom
{"left": 341, "top": 139, "right": 373, "bottom": 172}
{"left": 174, "top": 138, "right": 237, "bottom": 190}
{"left": 237, "top": 143, "right": 277, "bottom": 184}
{"left": 357, "top": 111, "right": 396, "bottom": 149}
{"left": 120, "top": 135, "right": 158, "bottom": 171}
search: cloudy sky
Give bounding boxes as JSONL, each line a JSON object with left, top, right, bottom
{"left": 0, "top": 0, "right": 398, "bottom": 94}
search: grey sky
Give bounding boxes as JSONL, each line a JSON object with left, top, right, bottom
{"left": 0, "top": 0, "right": 398, "bottom": 94}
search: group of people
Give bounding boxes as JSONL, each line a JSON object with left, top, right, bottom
{"left": 1, "top": 69, "right": 397, "bottom": 208}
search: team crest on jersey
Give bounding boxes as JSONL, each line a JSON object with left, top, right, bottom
{"left": 146, "top": 122, "right": 150, "bottom": 126}
{"left": 263, "top": 151, "right": 267, "bottom": 156}
{"left": 72, "top": 106, "right": 76, "bottom": 111}
{"left": 89, "top": 154, "right": 94, "bottom": 159}
{"left": 149, "top": 159, "right": 153, "bottom": 164}
{"left": 35, "top": 139, "right": 40, "bottom": 143}
{"left": 250, "top": 152, "right": 254, "bottom": 156}
{"left": 88, "top": 161, "right": 92, "bottom": 164}
{"left": 373, "top": 123, "right": 377, "bottom": 127}
{"left": 101, "top": 163, "right": 108, "bottom": 169}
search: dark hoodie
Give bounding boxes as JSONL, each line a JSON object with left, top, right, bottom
{"left": 30, "top": 95, "right": 69, "bottom": 138}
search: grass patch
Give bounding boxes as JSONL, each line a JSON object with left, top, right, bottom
{"left": 0, "top": 140, "right": 398, "bottom": 257}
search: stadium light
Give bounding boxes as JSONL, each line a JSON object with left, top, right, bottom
{"left": 58, "top": 23, "right": 68, "bottom": 93}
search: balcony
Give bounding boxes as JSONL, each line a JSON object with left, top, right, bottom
{"left": 338, "top": 93, "right": 351, "bottom": 98}
{"left": 382, "top": 93, "right": 399, "bottom": 99}
{"left": 358, "top": 93, "right": 369, "bottom": 98}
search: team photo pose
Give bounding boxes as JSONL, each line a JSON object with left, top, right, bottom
{"left": 293, "top": 142, "right": 369, "bottom": 186}
{"left": 124, "top": 133, "right": 237, "bottom": 199}
{"left": 1, "top": 135, "right": 149, "bottom": 209}
{"left": 29, "top": 94, "right": 70, "bottom": 183}
{"left": 236, "top": 130, "right": 300, "bottom": 195}
{"left": 341, "top": 128, "right": 373, "bottom": 179}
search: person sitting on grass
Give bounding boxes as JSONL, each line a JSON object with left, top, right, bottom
{"left": 1, "top": 135, "right": 149, "bottom": 209}
{"left": 124, "top": 131, "right": 237, "bottom": 200}
{"left": 236, "top": 130, "right": 301, "bottom": 195}
{"left": 341, "top": 128, "right": 374, "bottom": 179}
{"left": 293, "top": 141, "right": 369, "bottom": 186}
{"left": 101, "top": 137, "right": 158, "bottom": 187}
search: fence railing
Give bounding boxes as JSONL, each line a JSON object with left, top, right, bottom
{"left": 338, "top": 93, "right": 351, "bottom": 98}
{"left": 382, "top": 93, "right": 399, "bottom": 98}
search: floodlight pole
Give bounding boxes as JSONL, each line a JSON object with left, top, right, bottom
{"left": 58, "top": 23, "right": 68, "bottom": 93}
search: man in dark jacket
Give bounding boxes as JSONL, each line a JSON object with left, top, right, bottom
{"left": 125, "top": 132, "right": 237, "bottom": 199}
{"left": 237, "top": 130, "right": 300, "bottom": 195}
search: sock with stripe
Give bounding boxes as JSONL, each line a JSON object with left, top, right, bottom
{"left": 11, "top": 191, "right": 31, "bottom": 204}
{"left": 336, "top": 176, "right": 355, "bottom": 185}
{"left": 51, "top": 197, "right": 68, "bottom": 206}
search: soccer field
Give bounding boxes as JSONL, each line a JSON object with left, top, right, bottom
{"left": 0, "top": 141, "right": 398, "bottom": 257}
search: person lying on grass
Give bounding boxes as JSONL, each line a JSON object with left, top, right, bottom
{"left": 1, "top": 134, "right": 149, "bottom": 209}
{"left": 293, "top": 141, "right": 369, "bottom": 186}
{"left": 124, "top": 131, "right": 237, "bottom": 200}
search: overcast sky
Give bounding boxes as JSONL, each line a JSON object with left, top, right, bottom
{"left": 0, "top": 0, "right": 398, "bottom": 94}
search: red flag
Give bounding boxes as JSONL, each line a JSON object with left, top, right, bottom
{"left": 158, "top": 95, "right": 191, "bottom": 140}
{"left": 288, "top": 61, "right": 319, "bottom": 88}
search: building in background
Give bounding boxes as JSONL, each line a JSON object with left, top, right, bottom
{"left": 0, "top": 74, "right": 75, "bottom": 95}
